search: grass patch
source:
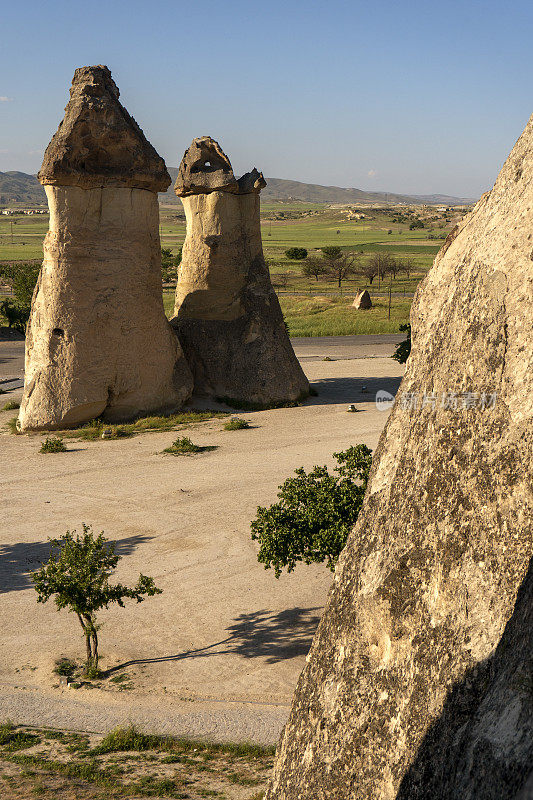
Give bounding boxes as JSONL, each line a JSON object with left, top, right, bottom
{"left": 39, "top": 436, "right": 67, "bottom": 453}
{"left": 65, "top": 410, "right": 227, "bottom": 440}
{"left": 0, "top": 722, "right": 275, "bottom": 798}
{"left": 163, "top": 436, "right": 217, "bottom": 456}
{"left": 8, "top": 410, "right": 228, "bottom": 439}
{"left": 2, "top": 400, "right": 19, "bottom": 410}
{"left": 280, "top": 295, "right": 411, "bottom": 336}
{"left": 6, "top": 416, "right": 19, "bottom": 433}
{"left": 92, "top": 726, "right": 172, "bottom": 755}
{"left": 0, "top": 722, "right": 40, "bottom": 751}
{"left": 223, "top": 417, "right": 250, "bottom": 430}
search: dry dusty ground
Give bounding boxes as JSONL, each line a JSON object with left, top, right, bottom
{"left": 0, "top": 338, "right": 403, "bottom": 745}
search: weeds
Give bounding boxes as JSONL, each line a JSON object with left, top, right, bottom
{"left": 0, "top": 722, "right": 40, "bottom": 751}
{"left": 37, "top": 410, "right": 228, "bottom": 441}
{"left": 39, "top": 436, "right": 67, "bottom": 453}
{"left": 163, "top": 436, "right": 217, "bottom": 456}
{"left": 6, "top": 416, "right": 19, "bottom": 433}
{"left": 223, "top": 417, "right": 250, "bottom": 430}
{"left": 2, "top": 400, "right": 19, "bottom": 411}
{"left": 53, "top": 657, "right": 77, "bottom": 677}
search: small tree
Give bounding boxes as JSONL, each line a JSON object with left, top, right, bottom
{"left": 321, "top": 246, "right": 342, "bottom": 259}
{"left": 400, "top": 256, "right": 415, "bottom": 280}
{"left": 285, "top": 247, "right": 308, "bottom": 260}
{"left": 319, "top": 247, "right": 357, "bottom": 289}
{"left": 301, "top": 257, "right": 328, "bottom": 282}
{"left": 251, "top": 445, "right": 372, "bottom": 576}
{"left": 32, "top": 525, "right": 162, "bottom": 675}
{"left": 357, "top": 258, "right": 379, "bottom": 285}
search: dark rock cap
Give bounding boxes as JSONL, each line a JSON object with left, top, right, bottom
{"left": 175, "top": 136, "right": 266, "bottom": 197}
{"left": 38, "top": 65, "right": 171, "bottom": 192}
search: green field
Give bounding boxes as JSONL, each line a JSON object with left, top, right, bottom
{"left": 1, "top": 202, "right": 465, "bottom": 336}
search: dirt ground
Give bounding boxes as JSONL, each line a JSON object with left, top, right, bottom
{"left": 0, "top": 339, "right": 403, "bottom": 744}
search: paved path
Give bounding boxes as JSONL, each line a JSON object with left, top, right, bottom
{"left": 0, "top": 334, "right": 404, "bottom": 385}
{"left": 0, "top": 686, "right": 288, "bottom": 745}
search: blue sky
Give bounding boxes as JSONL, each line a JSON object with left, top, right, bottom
{"left": 1, "top": 0, "right": 532, "bottom": 197}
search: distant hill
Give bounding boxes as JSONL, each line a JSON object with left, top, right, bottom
{"left": 0, "top": 171, "right": 46, "bottom": 204}
{"left": 0, "top": 169, "right": 473, "bottom": 207}
{"left": 160, "top": 169, "right": 472, "bottom": 206}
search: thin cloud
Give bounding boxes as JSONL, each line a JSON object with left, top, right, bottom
{"left": 367, "top": 169, "right": 378, "bottom": 178}
{"left": 0, "top": 96, "right": 13, "bottom": 102}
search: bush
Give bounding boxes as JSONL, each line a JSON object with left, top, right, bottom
{"left": 0, "top": 262, "right": 41, "bottom": 332}
{"left": 0, "top": 299, "right": 30, "bottom": 333}
{"left": 2, "top": 400, "right": 20, "bottom": 411}
{"left": 163, "top": 436, "right": 216, "bottom": 455}
{"left": 40, "top": 437, "right": 67, "bottom": 453}
{"left": 224, "top": 418, "right": 250, "bottom": 431}
{"left": 251, "top": 444, "right": 372, "bottom": 576}
{"left": 285, "top": 247, "right": 308, "bottom": 260}
{"left": 392, "top": 323, "right": 411, "bottom": 364}
{"left": 53, "top": 657, "right": 77, "bottom": 677}
{"left": 409, "top": 219, "right": 424, "bottom": 230}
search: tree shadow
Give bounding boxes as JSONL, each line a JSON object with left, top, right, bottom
{"left": 306, "top": 375, "right": 402, "bottom": 405}
{"left": 106, "top": 606, "right": 323, "bottom": 674}
{"left": 0, "top": 534, "right": 154, "bottom": 595}
{"left": 396, "top": 555, "right": 533, "bottom": 799}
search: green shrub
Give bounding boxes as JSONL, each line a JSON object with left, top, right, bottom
{"left": 285, "top": 247, "right": 308, "bottom": 260}
{"left": 163, "top": 436, "right": 216, "bottom": 455}
{"left": 2, "top": 400, "right": 20, "bottom": 411}
{"left": 251, "top": 445, "right": 372, "bottom": 576}
{"left": 392, "top": 323, "right": 411, "bottom": 364}
{"left": 224, "top": 417, "right": 250, "bottom": 430}
{"left": 39, "top": 437, "right": 67, "bottom": 453}
{"left": 53, "top": 658, "right": 77, "bottom": 677}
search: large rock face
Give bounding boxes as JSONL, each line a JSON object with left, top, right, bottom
{"left": 266, "top": 119, "right": 533, "bottom": 797}
{"left": 18, "top": 66, "right": 192, "bottom": 431}
{"left": 171, "top": 137, "right": 309, "bottom": 406}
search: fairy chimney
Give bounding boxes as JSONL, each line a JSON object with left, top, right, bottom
{"left": 18, "top": 66, "right": 193, "bottom": 431}
{"left": 266, "top": 118, "right": 533, "bottom": 798}
{"left": 171, "top": 137, "right": 309, "bottom": 406}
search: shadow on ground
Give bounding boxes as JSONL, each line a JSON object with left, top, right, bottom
{"left": 0, "top": 534, "right": 154, "bottom": 594}
{"left": 307, "top": 375, "right": 402, "bottom": 405}
{"left": 107, "top": 607, "right": 323, "bottom": 673}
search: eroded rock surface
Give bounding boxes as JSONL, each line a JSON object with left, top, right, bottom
{"left": 18, "top": 66, "right": 192, "bottom": 431}
{"left": 39, "top": 65, "right": 169, "bottom": 191}
{"left": 172, "top": 137, "right": 309, "bottom": 406}
{"left": 266, "top": 118, "right": 533, "bottom": 798}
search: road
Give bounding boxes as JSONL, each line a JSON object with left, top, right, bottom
{"left": 0, "top": 334, "right": 404, "bottom": 388}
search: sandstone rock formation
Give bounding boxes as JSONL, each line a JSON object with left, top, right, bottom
{"left": 352, "top": 289, "right": 372, "bottom": 309}
{"left": 18, "top": 66, "right": 192, "bottom": 431}
{"left": 171, "top": 137, "right": 309, "bottom": 406}
{"left": 266, "top": 118, "right": 533, "bottom": 797}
